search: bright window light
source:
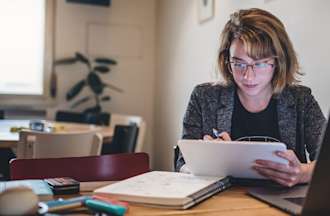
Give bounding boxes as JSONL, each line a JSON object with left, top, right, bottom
{"left": 0, "top": 0, "right": 46, "bottom": 95}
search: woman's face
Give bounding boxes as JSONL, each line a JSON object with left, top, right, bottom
{"left": 229, "top": 39, "right": 275, "bottom": 99}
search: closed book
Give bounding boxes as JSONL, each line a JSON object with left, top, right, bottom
{"left": 94, "top": 171, "right": 231, "bottom": 209}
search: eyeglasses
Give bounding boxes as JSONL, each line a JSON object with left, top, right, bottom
{"left": 229, "top": 59, "right": 275, "bottom": 75}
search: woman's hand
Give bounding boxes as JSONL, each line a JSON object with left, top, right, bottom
{"left": 253, "top": 150, "right": 315, "bottom": 187}
{"left": 203, "top": 131, "right": 232, "bottom": 141}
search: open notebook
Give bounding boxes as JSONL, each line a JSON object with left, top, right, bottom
{"left": 94, "top": 171, "right": 231, "bottom": 209}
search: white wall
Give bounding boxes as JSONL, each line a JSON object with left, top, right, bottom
{"left": 54, "top": 0, "right": 156, "bottom": 163}
{"left": 155, "top": 0, "right": 330, "bottom": 170}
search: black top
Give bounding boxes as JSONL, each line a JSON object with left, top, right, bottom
{"left": 231, "top": 91, "right": 281, "bottom": 141}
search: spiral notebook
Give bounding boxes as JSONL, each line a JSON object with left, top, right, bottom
{"left": 94, "top": 171, "right": 231, "bottom": 209}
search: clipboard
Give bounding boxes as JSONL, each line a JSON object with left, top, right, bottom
{"left": 178, "top": 139, "right": 288, "bottom": 179}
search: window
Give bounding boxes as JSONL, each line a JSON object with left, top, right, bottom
{"left": 0, "top": 0, "right": 54, "bottom": 103}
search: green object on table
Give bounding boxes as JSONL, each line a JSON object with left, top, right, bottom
{"left": 85, "top": 199, "right": 127, "bottom": 216}
{"left": 9, "top": 127, "right": 28, "bottom": 133}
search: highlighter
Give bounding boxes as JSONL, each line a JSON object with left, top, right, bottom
{"left": 85, "top": 199, "right": 127, "bottom": 216}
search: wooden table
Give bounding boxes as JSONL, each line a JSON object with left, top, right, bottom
{"left": 41, "top": 181, "right": 289, "bottom": 215}
{"left": 0, "top": 120, "right": 113, "bottom": 148}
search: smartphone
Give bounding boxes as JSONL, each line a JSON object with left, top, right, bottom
{"left": 44, "top": 177, "right": 80, "bottom": 195}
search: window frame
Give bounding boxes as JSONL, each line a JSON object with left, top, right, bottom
{"left": 0, "top": 0, "right": 55, "bottom": 107}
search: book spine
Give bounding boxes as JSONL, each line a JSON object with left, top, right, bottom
{"left": 188, "top": 177, "right": 232, "bottom": 205}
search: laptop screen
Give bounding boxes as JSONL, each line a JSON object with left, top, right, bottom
{"left": 302, "top": 117, "right": 330, "bottom": 214}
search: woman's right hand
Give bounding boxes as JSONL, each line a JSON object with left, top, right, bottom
{"left": 203, "top": 131, "right": 232, "bottom": 141}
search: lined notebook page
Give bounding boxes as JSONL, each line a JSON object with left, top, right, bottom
{"left": 95, "top": 171, "right": 223, "bottom": 199}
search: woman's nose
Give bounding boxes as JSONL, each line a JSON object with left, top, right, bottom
{"left": 243, "top": 65, "right": 256, "bottom": 80}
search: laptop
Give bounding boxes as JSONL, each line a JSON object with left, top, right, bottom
{"left": 248, "top": 117, "right": 330, "bottom": 215}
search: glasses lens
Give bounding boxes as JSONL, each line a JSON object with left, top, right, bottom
{"left": 230, "top": 61, "right": 274, "bottom": 74}
{"left": 231, "top": 62, "right": 246, "bottom": 73}
{"left": 253, "top": 62, "right": 272, "bottom": 73}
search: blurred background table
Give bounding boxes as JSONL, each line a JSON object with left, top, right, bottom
{"left": 0, "top": 120, "right": 113, "bottom": 149}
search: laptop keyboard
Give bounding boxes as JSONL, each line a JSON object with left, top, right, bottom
{"left": 285, "top": 197, "right": 305, "bottom": 206}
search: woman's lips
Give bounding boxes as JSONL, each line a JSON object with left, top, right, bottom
{"left": 243, "top": 83, "right": 258, "bottom": 88}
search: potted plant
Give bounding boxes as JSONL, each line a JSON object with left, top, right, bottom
{"left": 51, "top": 52, "right": 123, "bottom": 125}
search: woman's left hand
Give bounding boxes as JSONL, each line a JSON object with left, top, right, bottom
{"left": 253, "top": 150, "right": 314, "bottom": 187}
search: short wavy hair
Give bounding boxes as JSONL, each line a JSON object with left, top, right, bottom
{"left": 218, "top": 8, "right": 302, "bottom": 94}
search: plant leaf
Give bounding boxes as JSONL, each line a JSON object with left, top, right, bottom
{"left": 95, "top": 58, "right": 117, "bottom": 65}
{"left": 70, "top": 96, "right": 91, "bottom": 109}
{"left": 75, "top": 52, "right": 90, "bottom": 67}
{"left": 94, "top": 66, "right": 110, "bottom": 74}
{"left": 87, "top": 72, "right": 103, "bottom": 95}
{"left": 54, "top": 57, "right": 77, "bottom": 66}
{"left": 104, "top": 82, "right": 124, "bottom": 93}
{"left": 101, "top": 95, "right": 111, "bottom": 101}
{"left": 66, "top": 79, "right": 86, "bottom": 100}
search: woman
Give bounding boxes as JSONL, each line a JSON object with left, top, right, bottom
{"left": 176, "top": 8, "right": 326, "bottom": 187}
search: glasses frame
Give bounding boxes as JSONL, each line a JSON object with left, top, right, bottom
{"left": 228, "top": 57, "right": 276, "bottom": 75}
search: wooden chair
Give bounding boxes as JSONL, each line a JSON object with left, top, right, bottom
{"left": 173, "top": 145, "right": 180, "bottom": 171}
{"left": 16, "top": 130, "right": 102, "bottom": 159}
{"left": 109, "top": 113, "right": 146, "bottom": 152}
{"left": 101, "top": 124, "right": 139, "bottom": 154}
{"left": 10, "top": 153, "right": 150, "bottom": 181}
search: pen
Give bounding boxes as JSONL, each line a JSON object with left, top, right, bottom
{"left": 212, "top": 128, "right": 221, "bottom": 138}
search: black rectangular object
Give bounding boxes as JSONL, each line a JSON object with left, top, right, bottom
{"left": 44, "top": 177, "right": 80, "bottom": 195}
{"left": 67, "top": 0, "right": 111, "bottom": 7}
{"left": 101, "top": 124, "right": 139, "bottom": 154}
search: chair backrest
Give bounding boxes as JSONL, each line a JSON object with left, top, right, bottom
{"left": 10, "top": 153, "right": 150, "bottom": 181}
{"left": 174, "top": 145, "right": 180, "bottom": 171}
{"left": 102, "top": 125, "right": 139, "bottom": 154}
{"left": 55, "top": 111, "right": 110, "bottom": 126}
{"left": 110, "top": 113, "right": 146, "bottom": 152}
{"left": 16, "top": 130, "right": 102, "bottom": 159}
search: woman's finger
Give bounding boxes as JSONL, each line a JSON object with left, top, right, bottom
{"left": 218, "top": 132, "right": 232, "bottom": 141}
{"left": 275, "top": 150, "right": 300, "bottom": 165}
{"left": 203, "top": 135, "right": 214, "bottom": 140}
{"left": 255, "top": 160, "right": 298, "bottom": 175}
{"left": 255, "top": 168, "right": 297, "bottom": 187}
{"left": 259, "top": 171, "right": 295, "bottom": 187}
{"left": 253, "top": 165, "right": 296, "bottom": 182}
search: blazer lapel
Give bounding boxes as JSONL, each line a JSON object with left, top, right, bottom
{"left": 216, "top": 85, "right": 235, "bottom": 134}
{"left": 276, "top": 88, "right": 297, "bottom": 149}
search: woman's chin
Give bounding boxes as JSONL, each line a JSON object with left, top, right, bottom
{"left": 240, "top": 84, "right": 260, "bottom": 96}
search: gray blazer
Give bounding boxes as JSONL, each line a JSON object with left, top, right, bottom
{"left": 176, "top": 83, "right": 326, "bottom": 171}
